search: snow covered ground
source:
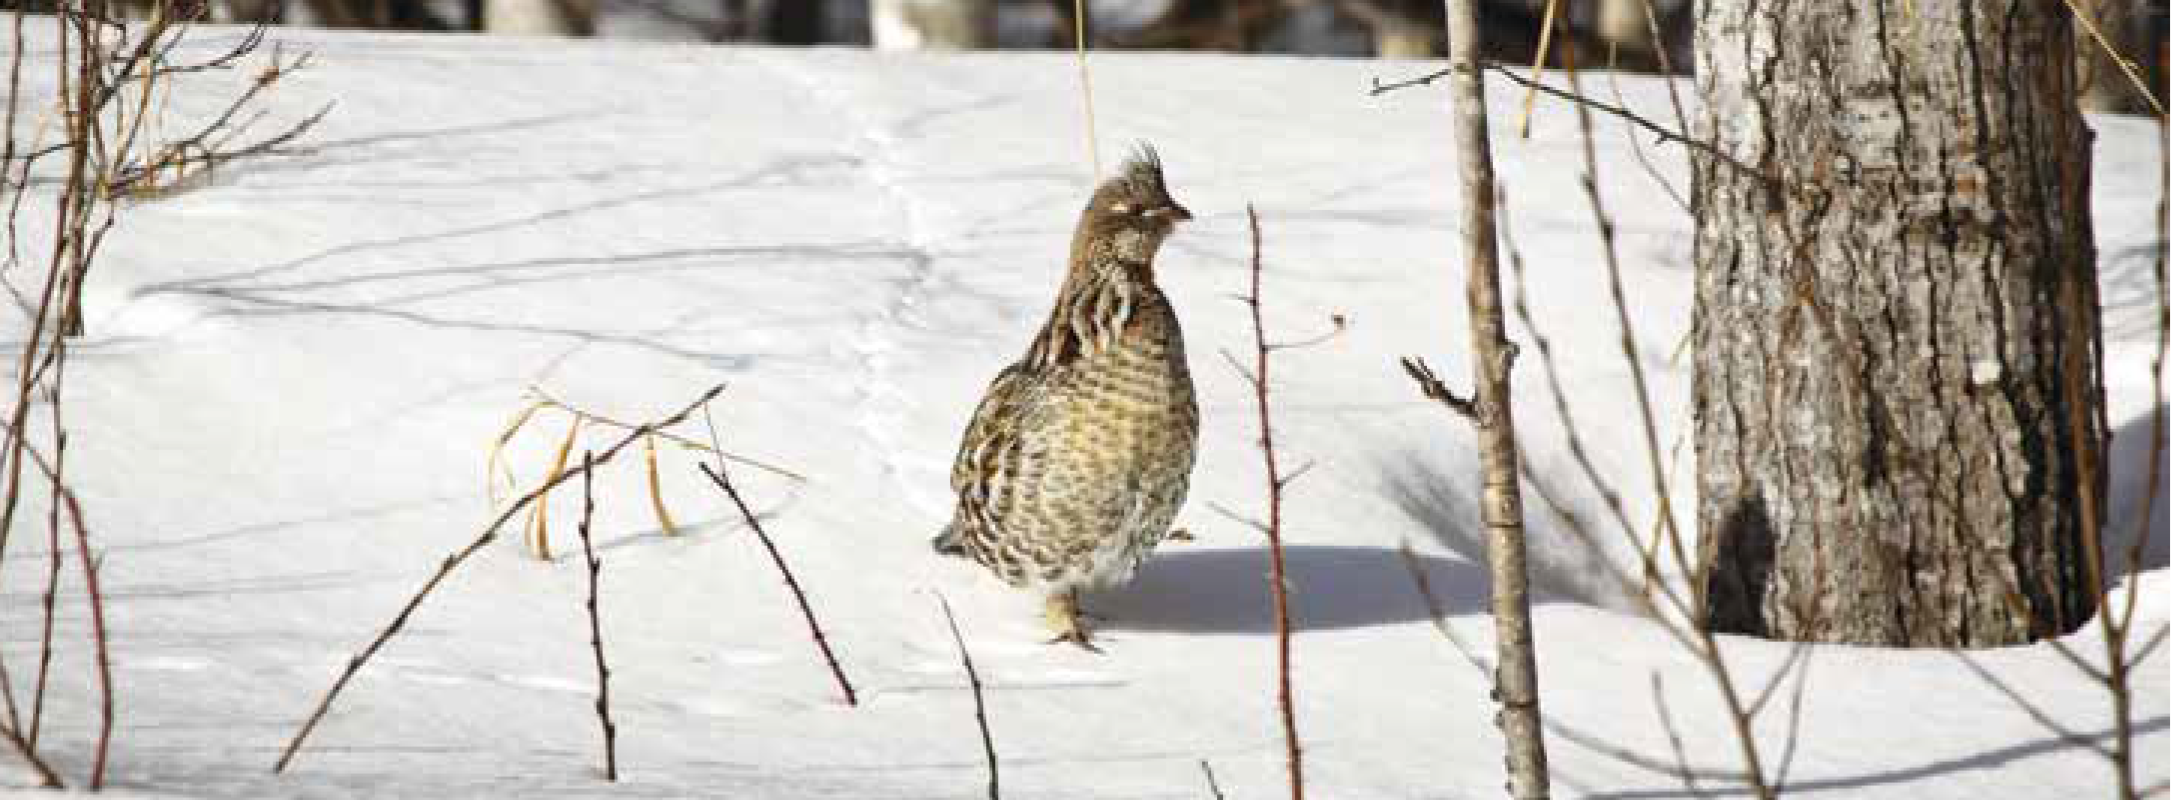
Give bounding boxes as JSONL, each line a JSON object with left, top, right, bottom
{"left": 1, "top": 24, "right": 2164, "bottom": 798}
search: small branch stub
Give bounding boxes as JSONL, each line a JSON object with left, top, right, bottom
{"left": 1400, "top": 356, "right": 1479, "bottom": 422}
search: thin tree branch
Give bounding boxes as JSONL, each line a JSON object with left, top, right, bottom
{"left": 0, "top": 718, "right": 58, "bottom": 789}
{"left": 21, "top": 435, "right": 106, "bottom": 788}
{"left": 574, "top": 451, "right": 618, "bottom": 782}
{"left": 696, "top": 430, "right": 855, "bottom": 707}
{"left": 935, "top": 594, "right": 999, "bottom": 800}
{"left": 1559, "top": 53, "right": 1770, "bottom": 799}
{"left": 1371, "top": 62, "right": 1764, "bottom": 180}
{"left": 1237, "top": 204, "right": 1304, "bottom": 800}
{"left": 2126, "top": 623, "right": 2168, "bottom": 672}
{"left": 1399, "top": 356, "right": 1477, "bottom": 421}
{"left": 1565, "top": 62, "right": 1698, "bottom": 635}
{"left": 28, "top": 416, "right": 62, "bottom": 750}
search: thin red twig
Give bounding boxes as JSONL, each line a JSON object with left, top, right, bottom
{"left": 574, "top": 451, "right": 618, "bottom": 781}
{"left": 936, "top": 594, "right": 998, "bottom": 800}
{"left": 697, "top": 459, "right": 857, "bottom": 707}
{"left": 0, "top": 719, "right": 58, "bottom": 789}
{"left": 1240, "top": 205, "right": 1304, "bottom": 800}
{"left": 29, "top": 413, "right": 62, "bottom": 749}
{"left": 22, "top": 440, "right": 106, "bottom": 789}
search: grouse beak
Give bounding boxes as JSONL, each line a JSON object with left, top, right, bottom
{"left": 1168, "top": 202, "right": 1193, "bottom": 223}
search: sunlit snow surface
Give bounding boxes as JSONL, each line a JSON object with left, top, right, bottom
{"left": 0, "top": 25, "right": 2163, "bottom": 798}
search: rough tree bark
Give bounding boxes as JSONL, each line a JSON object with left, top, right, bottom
{"left": 1442, "top": 0, "right": 1551, "bottom": 795}
{"left": 870, "top": 0, "right": 993, "bottom": 50}
{"left": 1692, "top": 0, "right": 2104, "bottom": 647}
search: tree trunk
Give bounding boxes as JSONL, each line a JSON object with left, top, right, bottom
{"left": 1373, "top": 25, "right": 1434, "bottom": 58}
{"left": 1129, "top": 0, "right": 1286, "bottom": 51}
{"left": 1441, "top": 0, "right": 1551, "bottom": 796}
{"left": 870, "top": 0, "right": 992, "bottom": 50}
{"left": 1592, "top": 0, "right": 1651, "bottom": 58}
{"left": 1335, "top": 0, "right": 1436, "bottom": 57}
{"left": 1692, "top": 0, "right": 2104, "bottom": 647}
{"left": 485, "top": 0, "right": 594, "bottom": 36}
{"left": 763, "top": 0, "right": 828, "bottom": 45}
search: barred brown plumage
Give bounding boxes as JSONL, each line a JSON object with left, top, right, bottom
{"left": 934, "top": 145, "right": 1198, "bottom": 650}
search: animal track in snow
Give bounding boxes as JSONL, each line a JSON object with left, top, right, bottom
{"left": 742, "top": 52, "right": 951, "bottom": 513}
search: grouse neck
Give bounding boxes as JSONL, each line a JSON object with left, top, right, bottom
{"left": 1026, "top": 262, "right": 1157, "bottom": 370}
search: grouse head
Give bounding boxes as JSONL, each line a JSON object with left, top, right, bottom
{"left": 1077, "top": 144, "right": 1192, "bottom": 263}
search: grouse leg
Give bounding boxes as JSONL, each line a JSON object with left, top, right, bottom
{"left": 1043, "top": 590, "right": 1102, "bottom": 653}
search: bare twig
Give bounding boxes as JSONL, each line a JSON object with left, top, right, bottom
{"left": 1367, "top": 65, "right": 1456, "bottom": 95}
{"left": 1371, "top": 62, "right": 1763, "bottom": 180}
{"left": 273, "top": 383, "right": 725, "bottom": 775}
{"left": 0, "top": 719, "right": 59, "bottom": 789}
{"left": 1233, "top": 205, "right": 1304, "bottom": 800}
{"left": 1769, "top": 644, "right": 1817, "bottom": 793}
{"left": 935, "top": 594, "right": 999, "bottom": 800}
{"left": 574, "top": 452, "right": 618, "bottom": 782}
{"left": 1399, "top": 356, "right": 1477, "bottom": 420}
{"left": 1266, "top": 314, "right": 1348, "bottom": 352}
{"left": 696, "top": 419, "right": 855, "bottom": 707}
{"left": 1600, "top": 67, "right": 1688, "bottom": 214}
{"left": 0, "top": 4, "right": 66, "bottom": 783}
{"left": 1557, "top": 54, "right": 1771, "bottom": 799}
{"left": 29, "top": 417, "right": 62, "bottom": 749}
{"left": 21, "top": 440, "right": 107, "bottom": 789}
{"left": 1499, "top": 192, "right": 1660, "bottom": 592}
{"left": 111, "top": 101, "right": 331, "bottom": 196}
{"left": 2128, "top": 623, "right": 2168, "bottom": 672}
{"left": 1564, "top": 64, "right": 1697, "bottom": 624}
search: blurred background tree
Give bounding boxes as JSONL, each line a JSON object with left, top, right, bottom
{"left": 27, "top": 0, "right": 2163, "bottom": 114}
